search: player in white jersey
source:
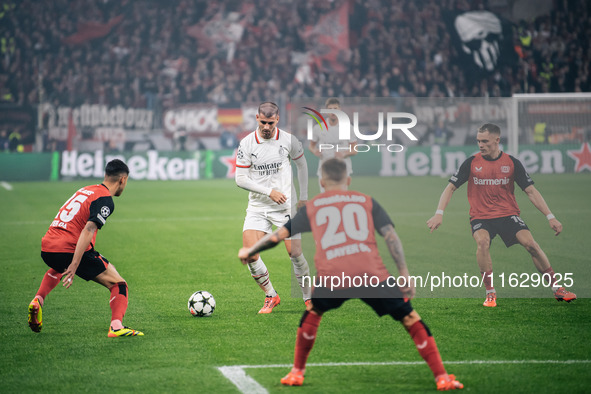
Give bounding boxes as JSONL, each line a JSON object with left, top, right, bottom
{"left": 235, "top": 101, "right": 312, "bottom": 313}
{"left": 308, "top": 98, "right": 357, "bottom": 192}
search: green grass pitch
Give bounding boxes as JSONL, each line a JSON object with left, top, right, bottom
{"left": 1, "top": 174, "right": 590, "bottom": 393}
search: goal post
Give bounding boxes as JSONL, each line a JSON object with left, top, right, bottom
{"left": 511, "top": 92, "right": 591, "bottom": 155}
{"left": 508, "top": 93, "right": 591, "bottom": 173}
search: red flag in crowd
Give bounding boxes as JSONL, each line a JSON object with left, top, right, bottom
{"left": 63, "top": 15, "right": 124, "bottom": 45}
{"left": 303, "top": 2, "right": 350, "bottom": 73}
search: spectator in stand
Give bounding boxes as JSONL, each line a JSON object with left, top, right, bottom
{"left": 2, "top": 0, "right": 588, "bottom": 128}
{"left": 0, "top": 129, "right": 9, "bottom": 151}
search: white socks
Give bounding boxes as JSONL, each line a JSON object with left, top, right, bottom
{"left": 248, "top": 257, "right": 277, "bottom": 297}
{"left": 291, "top": 254, "right": 312, "bottom": 300}
{"left": 248, "top": 254, "right": 311, "bottom": 300}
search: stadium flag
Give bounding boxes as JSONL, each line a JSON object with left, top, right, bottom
{"left": 63, "top": 15, "right": 124, "bottom": 45}
{"left": 445, "top": 10, "right": 517, "bottom": 77}
{"left": 303, "top": 2, "right": 350, "bottom": 73}
{"left": 186, "top": 10, "right": 248, "bottom": 62}
{"left": 217, "top": 105, "right": 243, "bottom": 128}
{"left": 66, "top": 110, "right": 76, "bottom": 152}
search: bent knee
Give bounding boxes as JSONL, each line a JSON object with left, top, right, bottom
{"left": 475, "top": 238, "right": 490, "bottom": 251}
{"left": 523, "top": 241, "right": 541, "bottom": 255}
{"left": 401, "top": 310, "right": 421, "bottom": 329}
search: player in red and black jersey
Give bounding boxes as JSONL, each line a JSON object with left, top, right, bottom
{"left": 28, "top": 159, "right": 143, "bottom": 337}
{"left": 427, "top": 123, "right": 576, "bottom": 307}
{"left": 239, "top": 159, "right": 463, "bottom": 391}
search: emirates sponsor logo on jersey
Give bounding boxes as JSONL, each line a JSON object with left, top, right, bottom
{"left": 473, "top": 176, "right": 510, "bottom": 185}
{"left": 253, "top": 162, "right": 282, "bottom": 175}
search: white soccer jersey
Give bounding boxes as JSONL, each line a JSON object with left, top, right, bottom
{"left": 311, "top": 122, "right": 356, "bottom": 175}
{"left": 236, "top": 128, "right": 305, "bottom": 212}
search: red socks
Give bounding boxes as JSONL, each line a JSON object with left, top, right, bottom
{"left": 293, "top": 311, "right": 322, "bottom": 372}
{"left": 35, "top": 268, "right": 63, "bottom": 305}
{"left": 407, "top": 320, "right": 446, "bottom": 378}
{"left": 290, "top": 312, "right": 446, "bottom": 379}
{"left": 109, "top": 282, "right": 129, "bottom": 323}
{"left": 481, "top": 271, "right": 494, "bottom": 291}
{"left": 542, "top": 267, "right": 557, "bottom": 288}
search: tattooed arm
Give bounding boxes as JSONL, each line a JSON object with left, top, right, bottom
{"left": 238, "top": 227, "right": 291, "bottom": 264}
{"left": 378, "top": 224, "right": 415, "bottom": 298}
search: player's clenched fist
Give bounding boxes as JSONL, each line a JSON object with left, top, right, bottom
{"left": 238, "top": 248, "right": 252, "bottom": 264}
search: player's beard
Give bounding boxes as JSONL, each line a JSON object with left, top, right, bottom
{"left": 260, "top": 127, "right": 275, "bottom": 139}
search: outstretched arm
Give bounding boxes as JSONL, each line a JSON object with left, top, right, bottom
{"left": 426, "top": 183, "right": 457, "bottom": 233}
{"left": 524, "top": 185, "right": 562, "bottom": 235}
{"left": 238, "top": 226, "right": 291, "bottom": 264}
{"left": 378, "top": 224, "right": 415, "bottom": 299}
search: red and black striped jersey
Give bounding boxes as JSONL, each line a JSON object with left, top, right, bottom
{"left": 449, "top": 152, "right": 534, "bottom": 220}
{"left": 41, "top": 184, "right": 114, "bottom": 253}
{"left": 287, "top": 190, "right": 394, "bottom": 289}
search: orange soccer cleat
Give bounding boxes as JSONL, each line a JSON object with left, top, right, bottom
{"left": 554, "top": 287, "right": 576, "bottom": 303}
{"left": 483, "top": 292, "right": 497, "bottom": 307}
{"left": 258, "top": 294, "right": 281, "bottom": 314}
{"left": 436, "top": 374, "right": 464, "bottom": 391}
{"left": 280, "top": 370, "right": 304, "bottom": 386}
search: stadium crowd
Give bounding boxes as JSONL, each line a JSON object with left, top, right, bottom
{"left": 0, "top": 0, "right": 589, "bottom": 112}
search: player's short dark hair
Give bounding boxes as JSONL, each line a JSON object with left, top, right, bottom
{"left": 258, "top": 102, "right": 279, "bottom": 118}
{"left": 478, "top": 123, "right": 501, "bottom": 136}
{"left": 105, "top": 159, "right": 129, "bottom": 177}
{"left": 321, "top": 158, "right": 347, "bottom": 183}
{"left": 325, "top": 97, "right": 340, "bottom": 107}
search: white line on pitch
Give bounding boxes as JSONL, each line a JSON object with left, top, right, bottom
{"left": 1, "top": 181, "right": 13, "bottom": 191}
{"left": 218, "top": 366, "right": 268, "bottom": 394}
{"left": 217, "top": 359, "right": 591, "bottom": 394}
{"left": 4, "top": 216, "right": 243, "bottom": 226}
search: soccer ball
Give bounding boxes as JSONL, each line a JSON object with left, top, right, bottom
{"left": 188, "top": 291, "right": 216, "bottom": 317}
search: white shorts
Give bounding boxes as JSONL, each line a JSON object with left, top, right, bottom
{"left": 242, "top": 208, "right": 301, "bottom": 240}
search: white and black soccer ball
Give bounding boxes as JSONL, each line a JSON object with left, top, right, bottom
{"left": 188, "top": 291, "right": 216, "bottom": 317}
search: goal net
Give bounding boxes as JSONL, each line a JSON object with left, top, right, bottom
{"left": 511, "top": 93, "right": 591, "bottom": 174}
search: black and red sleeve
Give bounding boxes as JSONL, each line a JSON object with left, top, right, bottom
{"left": 284, "top": 205, "right": 311, "bottom": 236}
{"left": 88, "top": 196, "right": 115, "bottom": 229}
{"left": 449, "top": 156, "right": 474, "bottom": 188}
{"left": 371, "top": 198, "right": 394, "bottom": 231}
{"left": 510, "top": 155, "right": 535, "bottom": 190}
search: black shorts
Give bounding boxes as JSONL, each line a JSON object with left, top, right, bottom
{"left": 41, "top": 249, "right": 109, "bottom": 281}
{"left": 311, "top": 281, "right": 414, "bottom": 321}
{"left": 470, "top": 215, "right": 529, "bottom": 247}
